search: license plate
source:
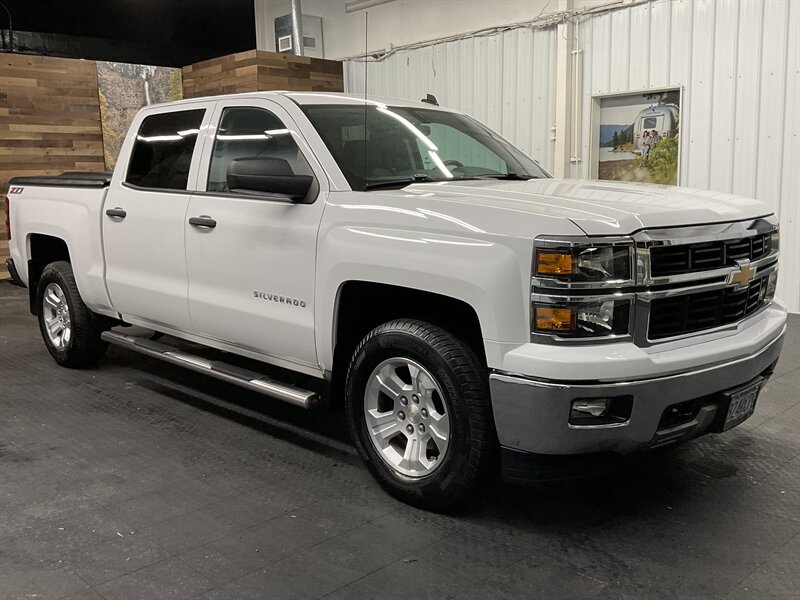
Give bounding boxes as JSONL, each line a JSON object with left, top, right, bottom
{"left": 723, "top": 379, "right": 762, "bottom": 431}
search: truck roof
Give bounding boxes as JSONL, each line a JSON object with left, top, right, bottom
{"left": 149, "top": 91, "right": 450, "bottom": 111}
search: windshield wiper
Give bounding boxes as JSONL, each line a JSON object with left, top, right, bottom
{"left": 363, "top": 174, "right": 478, "bottom": 191}
{"left": 475, "top": 172, "right": 538, "bottom": 181}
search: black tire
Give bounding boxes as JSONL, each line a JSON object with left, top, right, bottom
{"left": 36, "top": 261, "right": 108, "bottom": 368}
{"left": 345, "top": 319, "right": 495, "bottom": 511}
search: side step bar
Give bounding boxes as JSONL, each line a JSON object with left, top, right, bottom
{"left": 101, "top": 330, "right": 319, "bottom": 409}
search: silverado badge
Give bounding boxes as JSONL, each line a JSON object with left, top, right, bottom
{"left": 254, "top": 290, "right": 306, "bottom": 308}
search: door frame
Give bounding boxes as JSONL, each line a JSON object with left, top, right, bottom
{"left": 109, "top": 99, "right": 218, "bottom": 194}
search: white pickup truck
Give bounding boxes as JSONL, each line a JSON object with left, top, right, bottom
{"left": 5, "top": 92, "right": 786, "bottom": 509}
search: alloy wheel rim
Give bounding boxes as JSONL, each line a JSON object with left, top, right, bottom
{"left": 42, "top": 283, "right": 72, "bottom": 350}
{"left": 364, "top": 357, "right": 450, "bottom": 478}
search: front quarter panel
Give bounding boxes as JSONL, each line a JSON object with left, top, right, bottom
{"left": 315, "top": 191, "right": 585, "bottom": 370}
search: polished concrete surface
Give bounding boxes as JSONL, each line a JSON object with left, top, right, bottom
{"left": 1, "top": 279, "right": 799, "bottom": 600}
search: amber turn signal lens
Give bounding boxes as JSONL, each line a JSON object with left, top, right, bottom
{"left": 536, "top": 251, "right": 573, "bottom": 276}
{"left": 534, "top": 306, "right": 576, "bottom": 332}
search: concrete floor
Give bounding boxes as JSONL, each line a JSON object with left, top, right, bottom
{"left": 1, "top": 278, "right": 799, "bottom": 600}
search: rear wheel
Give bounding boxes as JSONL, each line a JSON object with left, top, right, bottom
{"left": 37, "top": 261, "right": 108, "bottom": 368}
{"left": 345, "top": 319, "right": 495, "bottom": 511}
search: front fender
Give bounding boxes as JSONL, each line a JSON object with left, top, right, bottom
{"left": 314, "top": 193, "right": 588, "bottom": 371}
{"left": 316, "top": 224, "right": 531, "bottom": 370}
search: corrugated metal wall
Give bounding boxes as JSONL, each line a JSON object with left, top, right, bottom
{"left": 345, "top": 0, "right": 799, "bottom": 312}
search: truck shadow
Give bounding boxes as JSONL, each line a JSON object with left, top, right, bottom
{"left": 470, "top": 449, "right": 713, "bottom": 527}
{"left": 111, "top": 345, "right": 745, "bottom": 527}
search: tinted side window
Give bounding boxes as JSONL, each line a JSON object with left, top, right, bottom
{"left": 207, "top": 107, "right": 313, "bottom": 193}
{"left": 126, "top": 109, "right": 205, "bottom": 190}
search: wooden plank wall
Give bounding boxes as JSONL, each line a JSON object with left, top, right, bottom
{"left": 181, "top": 50, "right": 260, "bottom": 98}
{"left": 182, "top": 50, "right": 344, "bottom": 99}
{"left": 0, "top": 52, "right": 105, "bottom": 279}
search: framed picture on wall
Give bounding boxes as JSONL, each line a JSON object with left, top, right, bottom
{"left": 589, "top": 87, "right": 682, "bottom": 186}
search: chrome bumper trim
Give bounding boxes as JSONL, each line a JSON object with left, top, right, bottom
{"left": 489, "top": 329, "right": 784, "bottom": 455}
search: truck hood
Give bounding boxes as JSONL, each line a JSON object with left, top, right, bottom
{"left": 403, "top": 179, "right": 772, "bottom": 235}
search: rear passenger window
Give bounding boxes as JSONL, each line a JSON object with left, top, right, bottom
{"left": 207, "top": 107, "right": 313, "bottom": 193}
{"left": 126, "top": 109, "right": 205, "bottom": 190}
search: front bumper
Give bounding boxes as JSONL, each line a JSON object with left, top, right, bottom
{"left": 489, "top": 315, "right": 786, "bottom": 458}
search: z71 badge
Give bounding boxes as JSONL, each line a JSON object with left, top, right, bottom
{"left": 8, "top": 186, "right": 24, "bottom": 194}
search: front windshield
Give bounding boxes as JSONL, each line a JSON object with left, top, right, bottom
{"left": 301, "top": 104, "right": 549, "bottom": 190}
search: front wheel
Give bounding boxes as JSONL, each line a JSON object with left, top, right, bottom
{"left": 36, "top": 261, "right": 108, "bottom": 368}
{"left": 345, "top": 319, "right": 495, "bottom": 511}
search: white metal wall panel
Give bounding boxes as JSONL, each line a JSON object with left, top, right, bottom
{"left": 344, "top": 0, "right": 799, "bottom": 311}
{"left": 708, "top": 0, "right": 738, "bottom": 194}
{"left": 686, "top": 0, "right": 715, "bottom": 189}
{"left": 589, "top": 13, "right": 611, "bottom": 94}
{"left": 610, "top": 9, "right": 633, "bottom": 93}
{"left": 732, "top": 0, "right": 764, "bottom": 199}
{"left": 648, "top": 0, "right": 670, "bottom": 89}
{"left": 778, "top": 1, "right": 800, "bottom": 310}
{"left": 629, "top": 2, "right": 652, "bottom": 90}
{"left": 667, "top": 0, "right": 693, "bottom": 99}
{"left": 755, "top": 0, "right": 790, "bottom": 215}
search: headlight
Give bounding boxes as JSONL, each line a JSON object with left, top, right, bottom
{"left": 532, "top": 237, "right": 635, "bottom": 341}
{"left": 533, "top": 297, "right": 632, "bottom": 338}
{"left": 534, "top": 243, "right": 633, "bottom": 284}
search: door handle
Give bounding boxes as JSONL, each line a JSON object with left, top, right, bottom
{"left": 105, "top": 207, "right": 127, "bottom": 219}
{"left": 189, "top": 215, "right": 217, "bottom": 229}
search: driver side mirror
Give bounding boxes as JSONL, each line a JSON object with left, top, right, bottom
{"left": 227, "top": 157, "right": 314, "bottom": 202}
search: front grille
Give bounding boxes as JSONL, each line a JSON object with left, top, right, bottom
{"left": 650, "top": 233, "right": 772, "bottom": 277}
{"left": 648, "top": 274, "right": 769, "bottom": 340}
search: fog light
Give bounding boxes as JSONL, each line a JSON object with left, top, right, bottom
{"left": 569, "top": 395, "right": 633, "bottom": 427}
{"left": 571, "top": 399, "right": 609, "bottom": 417}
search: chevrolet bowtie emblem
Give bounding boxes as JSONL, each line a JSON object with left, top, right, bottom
{"left": 728, "top": 259, "right": 756, "bottom": 288}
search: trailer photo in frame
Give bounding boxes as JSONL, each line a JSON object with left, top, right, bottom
{"left": 596, "top": 88, "right": 681, "bottom": 185}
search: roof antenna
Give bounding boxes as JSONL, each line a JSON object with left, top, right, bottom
{"left": 420, "top": 93, "right": 438, "bottom": 106}
{"left": 363, "top": 11, "right": 368, "bottom": 189}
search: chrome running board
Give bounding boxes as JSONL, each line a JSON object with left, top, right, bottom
{"left": 101, "top": 330, "right": 318, "bottom": 409}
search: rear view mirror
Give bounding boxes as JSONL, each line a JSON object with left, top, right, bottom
{"left": 227, "top": 157, "right": 313, "bottom": 202}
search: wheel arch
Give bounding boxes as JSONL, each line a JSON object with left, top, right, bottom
{"left": 328, "top": 280, "right": 487, "bottom": 410}
{"left": 27, "top": 233, "right": 71, "bottom": 315}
